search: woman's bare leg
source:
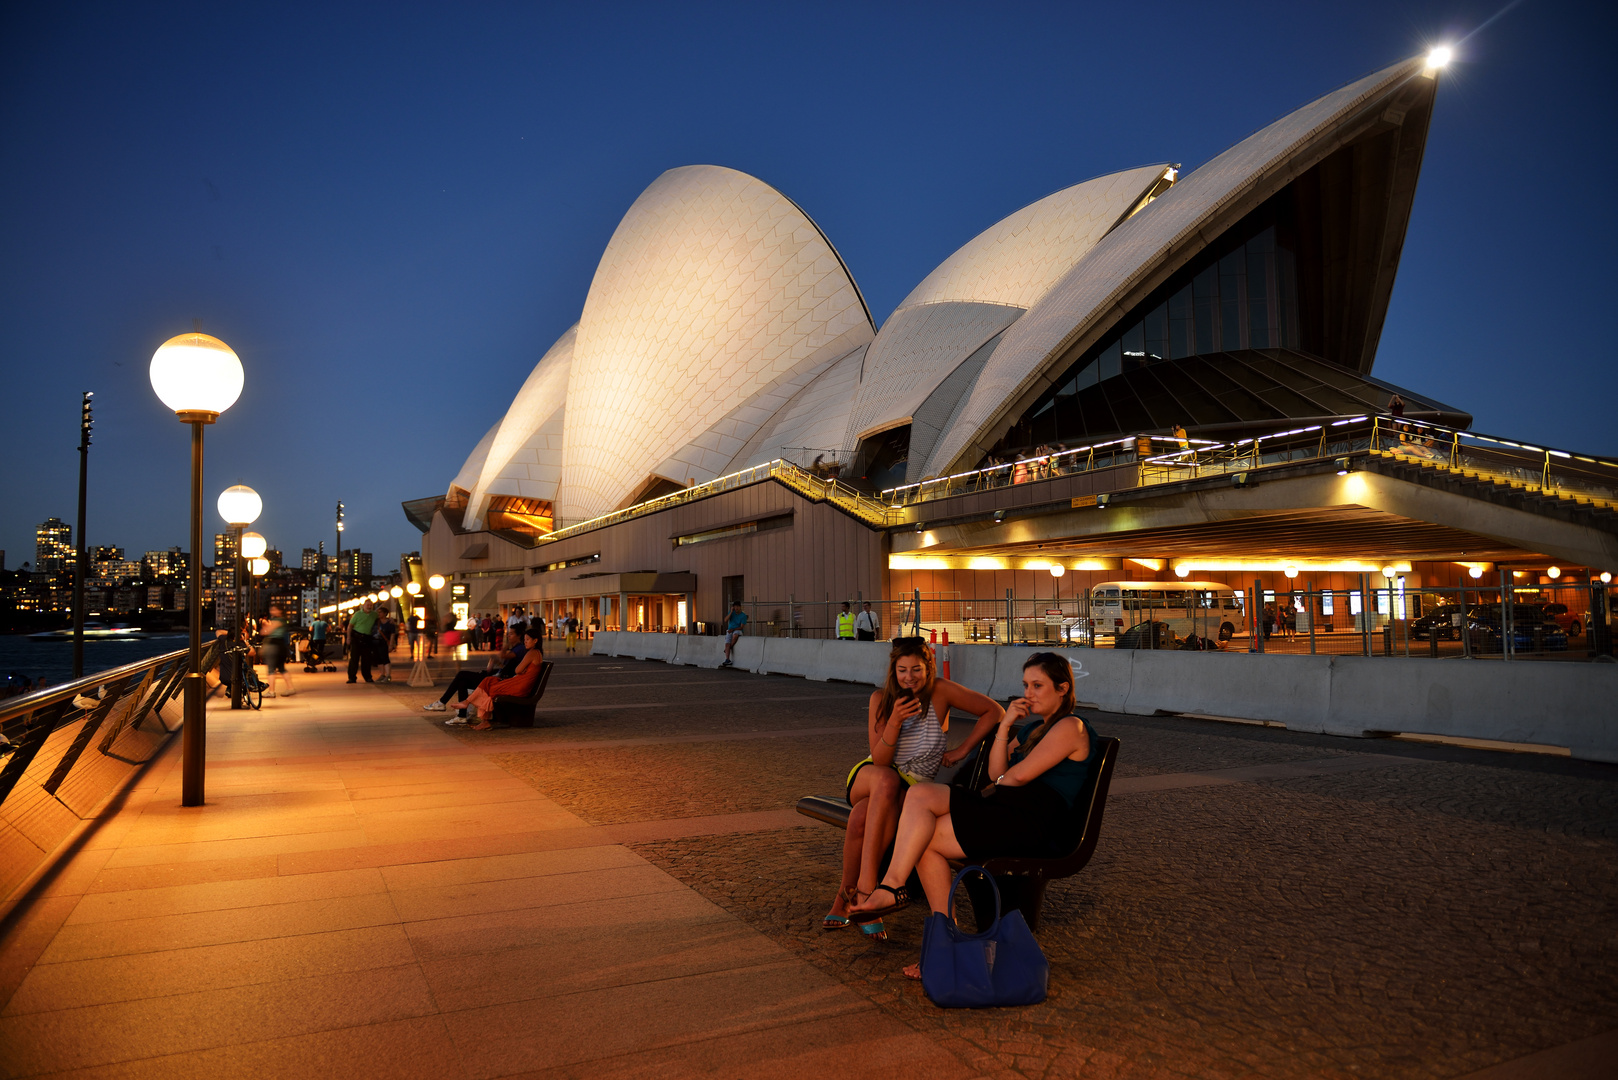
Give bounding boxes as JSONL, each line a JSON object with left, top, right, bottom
{"left": 856, "top": 769, "right": 903, "bottom": 896}
{"left": 915, "top": 818, "right": 966, "bottom": 913}
{"left": 848, "top": 783, "right": 954, "bottom": 915}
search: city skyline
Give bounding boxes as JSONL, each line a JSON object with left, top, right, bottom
{"left": 2, "top": 1, "right": 1613, "bottom": 565}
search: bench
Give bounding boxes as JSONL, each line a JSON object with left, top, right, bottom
{"left": 489, "top": 661, "right": 555, "bottom": 728}
{"left": 794, "top": 732, "right": 1120, "bottom": 931}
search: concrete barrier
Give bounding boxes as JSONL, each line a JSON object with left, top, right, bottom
{"left": 588, "top": 631, "right": 619, "bottom": 656}
{"left": 586, "top": 632, "right": 1618, "bottom": 761}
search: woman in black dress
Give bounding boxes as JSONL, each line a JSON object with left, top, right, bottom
{"left": 847, "top": 652, "right": 1097, "bottom": 976}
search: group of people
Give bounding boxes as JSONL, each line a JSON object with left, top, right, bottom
{"left": 825, "top": 639, "right": 1098, "bottom": 980}
{"left": 454, "top": 609, "right": 595, "bottom": 655}
{"left": 424, "top": 615, "right": 547, "bottom": 730}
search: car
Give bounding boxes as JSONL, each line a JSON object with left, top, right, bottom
{"left": 1114, "top": 620, "right": 1176, "bottom": 649}
{"left": 1410, "top": 604, "right": 1465, "bottom": 641}
{"left": 1541, "top": 602, "right": 1585, "bottom": 638}
{"left": 1463, "top": 605, "right": 1568, "bottom": 653}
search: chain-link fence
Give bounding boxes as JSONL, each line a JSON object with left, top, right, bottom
{"left": 720, "top": 582, "right": 1614, "bottom": 661}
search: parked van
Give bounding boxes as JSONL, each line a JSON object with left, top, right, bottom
{"left": 1087, "top": 580, "right": 1243, "bottom": 642}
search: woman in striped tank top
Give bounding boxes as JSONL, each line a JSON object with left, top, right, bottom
{"left": 823, "top": 640, "right": 1004, "bottom": 939}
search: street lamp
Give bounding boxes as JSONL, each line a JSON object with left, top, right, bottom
{"left": 1049, "top": 563, "right": 1065, "bottom": 644}
{"left": 428, "top": 574, "right": 446, "bottom": 590}
{"left": 149, "top": 331, "right": 243, "bottom": 807}
{"left": 218, "top": 485, "right": 261, "bottom": 711}
{"left": 239, "top": 531, "right": 267, "bottom": 560}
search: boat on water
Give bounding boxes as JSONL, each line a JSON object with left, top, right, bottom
{"left": 26, "top": 623, "right": 174, "bottom": 642}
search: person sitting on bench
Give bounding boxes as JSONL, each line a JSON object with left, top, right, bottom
{"left": 460, "top": 627, "right": 545, "bottom": 730}
{"left": 825, "top": 639, "right": 1002, "bottom": 940}
{"left": 424, "top": 632, "right": 529, "bottom": 719}
{"left": 847, "top": 651, "right": 1097, "bottom": 979}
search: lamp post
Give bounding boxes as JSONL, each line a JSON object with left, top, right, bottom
{"left": 73, "top": 391, "right": 93, "bottom": 679}
{"left": 335, "top": 501, "right": 345, "bottom": 607}
{"left": 1049, "top": 563, "right": 1065, "bottom": 643}
{"left": 149, "top": 332, "right": 244, "bottom": 807}
{"left": 219, "top": 486, "right": 262, "bottom": 709}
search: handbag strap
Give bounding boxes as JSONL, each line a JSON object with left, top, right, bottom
{"left": 947, "top": 864, "right": 1001, "bottom": 930}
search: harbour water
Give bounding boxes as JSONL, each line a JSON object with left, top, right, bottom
{"left": 0, "top": 633, "right": 188, "bottom": 690}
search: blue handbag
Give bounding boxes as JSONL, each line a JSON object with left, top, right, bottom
{"left": 920, "top": 866, "right": 1048, "bottom": 1008}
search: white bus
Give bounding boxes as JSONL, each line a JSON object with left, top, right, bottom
{"left": 1087, "top": 580, "right": 1243, "bottom": 643}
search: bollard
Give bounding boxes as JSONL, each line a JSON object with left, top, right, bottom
{"left": 929, "top": 628, "right": 937, "bottom": 644}
{"left": 940, "top": 641, "right": 951, "bottom": 681}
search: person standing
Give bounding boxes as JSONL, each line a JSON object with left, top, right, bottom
{"left": 721, "top": 601, "right": 748, "bottom": 667}
{"left": 836, "top": 602, "right": 856, "bottom": 641}
{"left": 565, "top": 613, "right": 578, "bottom": 654}
{"left": 309, "top": 613, "right": 328, "bottom": 668}
{"left": 427, "top": 612, "right": 439, "bottom": 657}
{"left": 855, "top": 602, "right": 879, "bottom": 641}
{"left": 406, "top": 611, "right": 420, "bottom": 655}
{"left": 347, "top": 600, "right": 379, "bottom": 684}
{"left": 375, "top": 607, "right": 398, "bottom": 683}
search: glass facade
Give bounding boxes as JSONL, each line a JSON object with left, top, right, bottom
{"left": 1001, "top": 194, "right": 1302, "bottom": 452}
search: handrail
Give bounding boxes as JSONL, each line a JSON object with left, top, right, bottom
{"left": 0, "top": 639, "right": 221, "bottom": 809}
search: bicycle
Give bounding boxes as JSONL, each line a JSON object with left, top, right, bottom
{"left": 224, "top": 642, "right": 265, "bottom": 710}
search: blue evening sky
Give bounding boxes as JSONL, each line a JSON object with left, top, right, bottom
{"left": 1, "top": 0, "right": 1612, "bottom": 570}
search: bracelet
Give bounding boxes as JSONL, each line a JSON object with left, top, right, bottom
{"left": 879, "top": 735, "right": 896, "bottom": 747}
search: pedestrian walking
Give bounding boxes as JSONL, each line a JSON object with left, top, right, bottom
{"left": 407, "top": 611, "right": 420, "bottom": 654}
{"left": 262, "top": 605, "right": 296, "bottom": 698}
{"left": 375, "top": 607, "right": 397, "bottom": 682}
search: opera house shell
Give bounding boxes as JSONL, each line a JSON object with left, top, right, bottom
{"left": 405, "top": 55, "right": 1613, "bottom": 626}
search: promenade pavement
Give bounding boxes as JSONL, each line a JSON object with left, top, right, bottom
{"left": 0, "top": 645, "right": 1614, "bottom": 1079}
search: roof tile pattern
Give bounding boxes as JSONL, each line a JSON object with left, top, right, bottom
{"left": 559, "top": 166, "right": 874, "bottom": 521}
{"left": 845, "top": 166, "right": 1166, "bottom": 452}
{"left": 926, "top": 58, "right": 1422, "bottom": 475}
{"left": 448, "top": 421, "right": 501, "bottom": 500}
{"left": 464, "top": 324, "right": 577, "bottom": 530}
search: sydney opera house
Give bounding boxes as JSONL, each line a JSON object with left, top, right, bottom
{"left": 405, "top": 55, "right": 1617, "bottom": 637}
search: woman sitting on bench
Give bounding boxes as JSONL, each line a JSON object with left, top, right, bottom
{"left": 460, "top": 627, "right": 545, "bottom": 730}
{"left": 825, "top": 639, "right": 1002, "bottom": 940}
{"left": 847, "top": 652, "right": 1096, "bottom": 975}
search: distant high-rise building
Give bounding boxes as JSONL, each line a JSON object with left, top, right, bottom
{"left": 265, "top": 549, "right": 283, "bottom": 570}
{"left": 144, "top": 547, "right": 185, "bottom": 579}
{"left": 89, "top": 545, "right": 123, "bottom": 563}
{"left": 213, "top": 533, "right": 238, "bottom": 589}
{"left": 301, "top": 548, "right": 322, "bottom": 572}
{"left": 35, "top": 519, "right": 71, "bottom": 575}
{"left": 341, "top": 550, "right": 372, "bottom": 582}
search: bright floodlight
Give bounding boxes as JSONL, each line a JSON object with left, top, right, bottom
{"left": 390, "top": 586, "right": 403, "bottom": 598}
{"left": 1546, "top": 565, "right": 1561, "bottom": 579}
{"left": 149, "top": 333, "right": 244, "bottom": 418}
{"left": 248, "top": 556, "right": 270, "bottom": 577}
{"left": 217, "top": 484, "right": 262, "bottom": 526}
{"left": 239, "top": 531, "right": 267, "bottom": 559}
{"left": 1469, "top": 566, "right": 1484, "bottom": 579}
{"left": 406, "top": 581, "right": 421, "bottom": 595}
{"left": 1425, "top": 45, "right": 1453, "bottom": 70}
{"left": 1048, "top": 564, "right": 1066, "bottom": 578}
{"left": 428, "top": 574, "right": 446, "bottom": 590}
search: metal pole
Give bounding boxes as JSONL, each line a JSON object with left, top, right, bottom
{"left": 1251, "top": 578, "right": 1264, "bottom": 653}
{"left": 1307, "top": 584, "right": 1316, "bottom": 655}
{"left": 230, "top": 525, "right": 244, "bottom": 709}
{"left": 1500, "top": 568, "right": 1512, "bottom": 661}
{"left": 182, "top": 420, "right": 206, "bottom": 806}
{"left": 73, "top": 391, "right": 92, "bottom": 678}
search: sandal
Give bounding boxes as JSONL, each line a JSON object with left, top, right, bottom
{"left": 853, "top": 883, "right": 909, "bottom": 921}
{"left": 822, "top": 888, "right": 855, "bottom": 930}
{"left": 857, "top": 918, "right": 888, "bottom": 941}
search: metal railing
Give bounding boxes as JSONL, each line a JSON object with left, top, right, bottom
{"left": 539, "top": 459, "right": 899, "bottom": 545}
{"left": 657, "top": 583, "right": 1615, "bottom": 661}
{"left": 880, "top": 417, "right": 1618, "bottom": 512}
{"left": 0, "top": 640, "right": 221, "bottom": 899}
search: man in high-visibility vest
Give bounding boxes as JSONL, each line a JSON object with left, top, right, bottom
{"left": 836, "top": 602, "right": 857, "bottom": 640}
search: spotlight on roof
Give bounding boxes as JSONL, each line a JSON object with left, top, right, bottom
{"left": 1335, "top": 457, "right": 1352, "bottom": 476}
{"left": 1425, "top": 45, "right": 1453, "bottom": 70}
{"left": 1231, "top": 472, "right": 1254, "bottom": 489}
{"left": 993, "top": 510, "right": 1004, "bottom": 523}
{"left": 1095, "top": 493, "right": 1110, "bottom": 509}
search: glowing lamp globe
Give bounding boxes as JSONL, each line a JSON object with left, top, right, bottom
{"left": 390, "top": 586, "right": 403, "bottom": 598}
{"left": 1469, "top": 566, "right": 1484, "bottom": 579}
{"left": 249, "top": 557, "right": 270, "bottom": 577}
{"left": 1546, "top": 566, "right": 1561, "bottom": 579}
{"left": 1048, "top": 564, "right": 1066, "bottom": 578}
{"left": 149, "top": 333, "right": 244, "bottom": 420}
{"left": 406, "top": 582, "right": 421, "bottom": 595}
{"left": 1602, "top": 572, "right": 1613, "bottom": 584}
{"left": 217, "top": 485, "right": 262, "bottom": 526}
{"left": 239, "top": 531, "right": 267, "bottom": 559}
{"left": 1381, "top": 566, "right": 1396, "bottom": 580}
{"left": 1173, "top": 565, "right": 1189, "bottom": 579}
{"left": 428, "top": 574, "right": 446, "bottom": 590}
{"left": 1284, "top": 565, "right": 1299, "bottom": 579}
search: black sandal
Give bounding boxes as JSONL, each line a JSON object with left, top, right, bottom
{"left": 856, "top": 883, "right": 910, "bottom": 921}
